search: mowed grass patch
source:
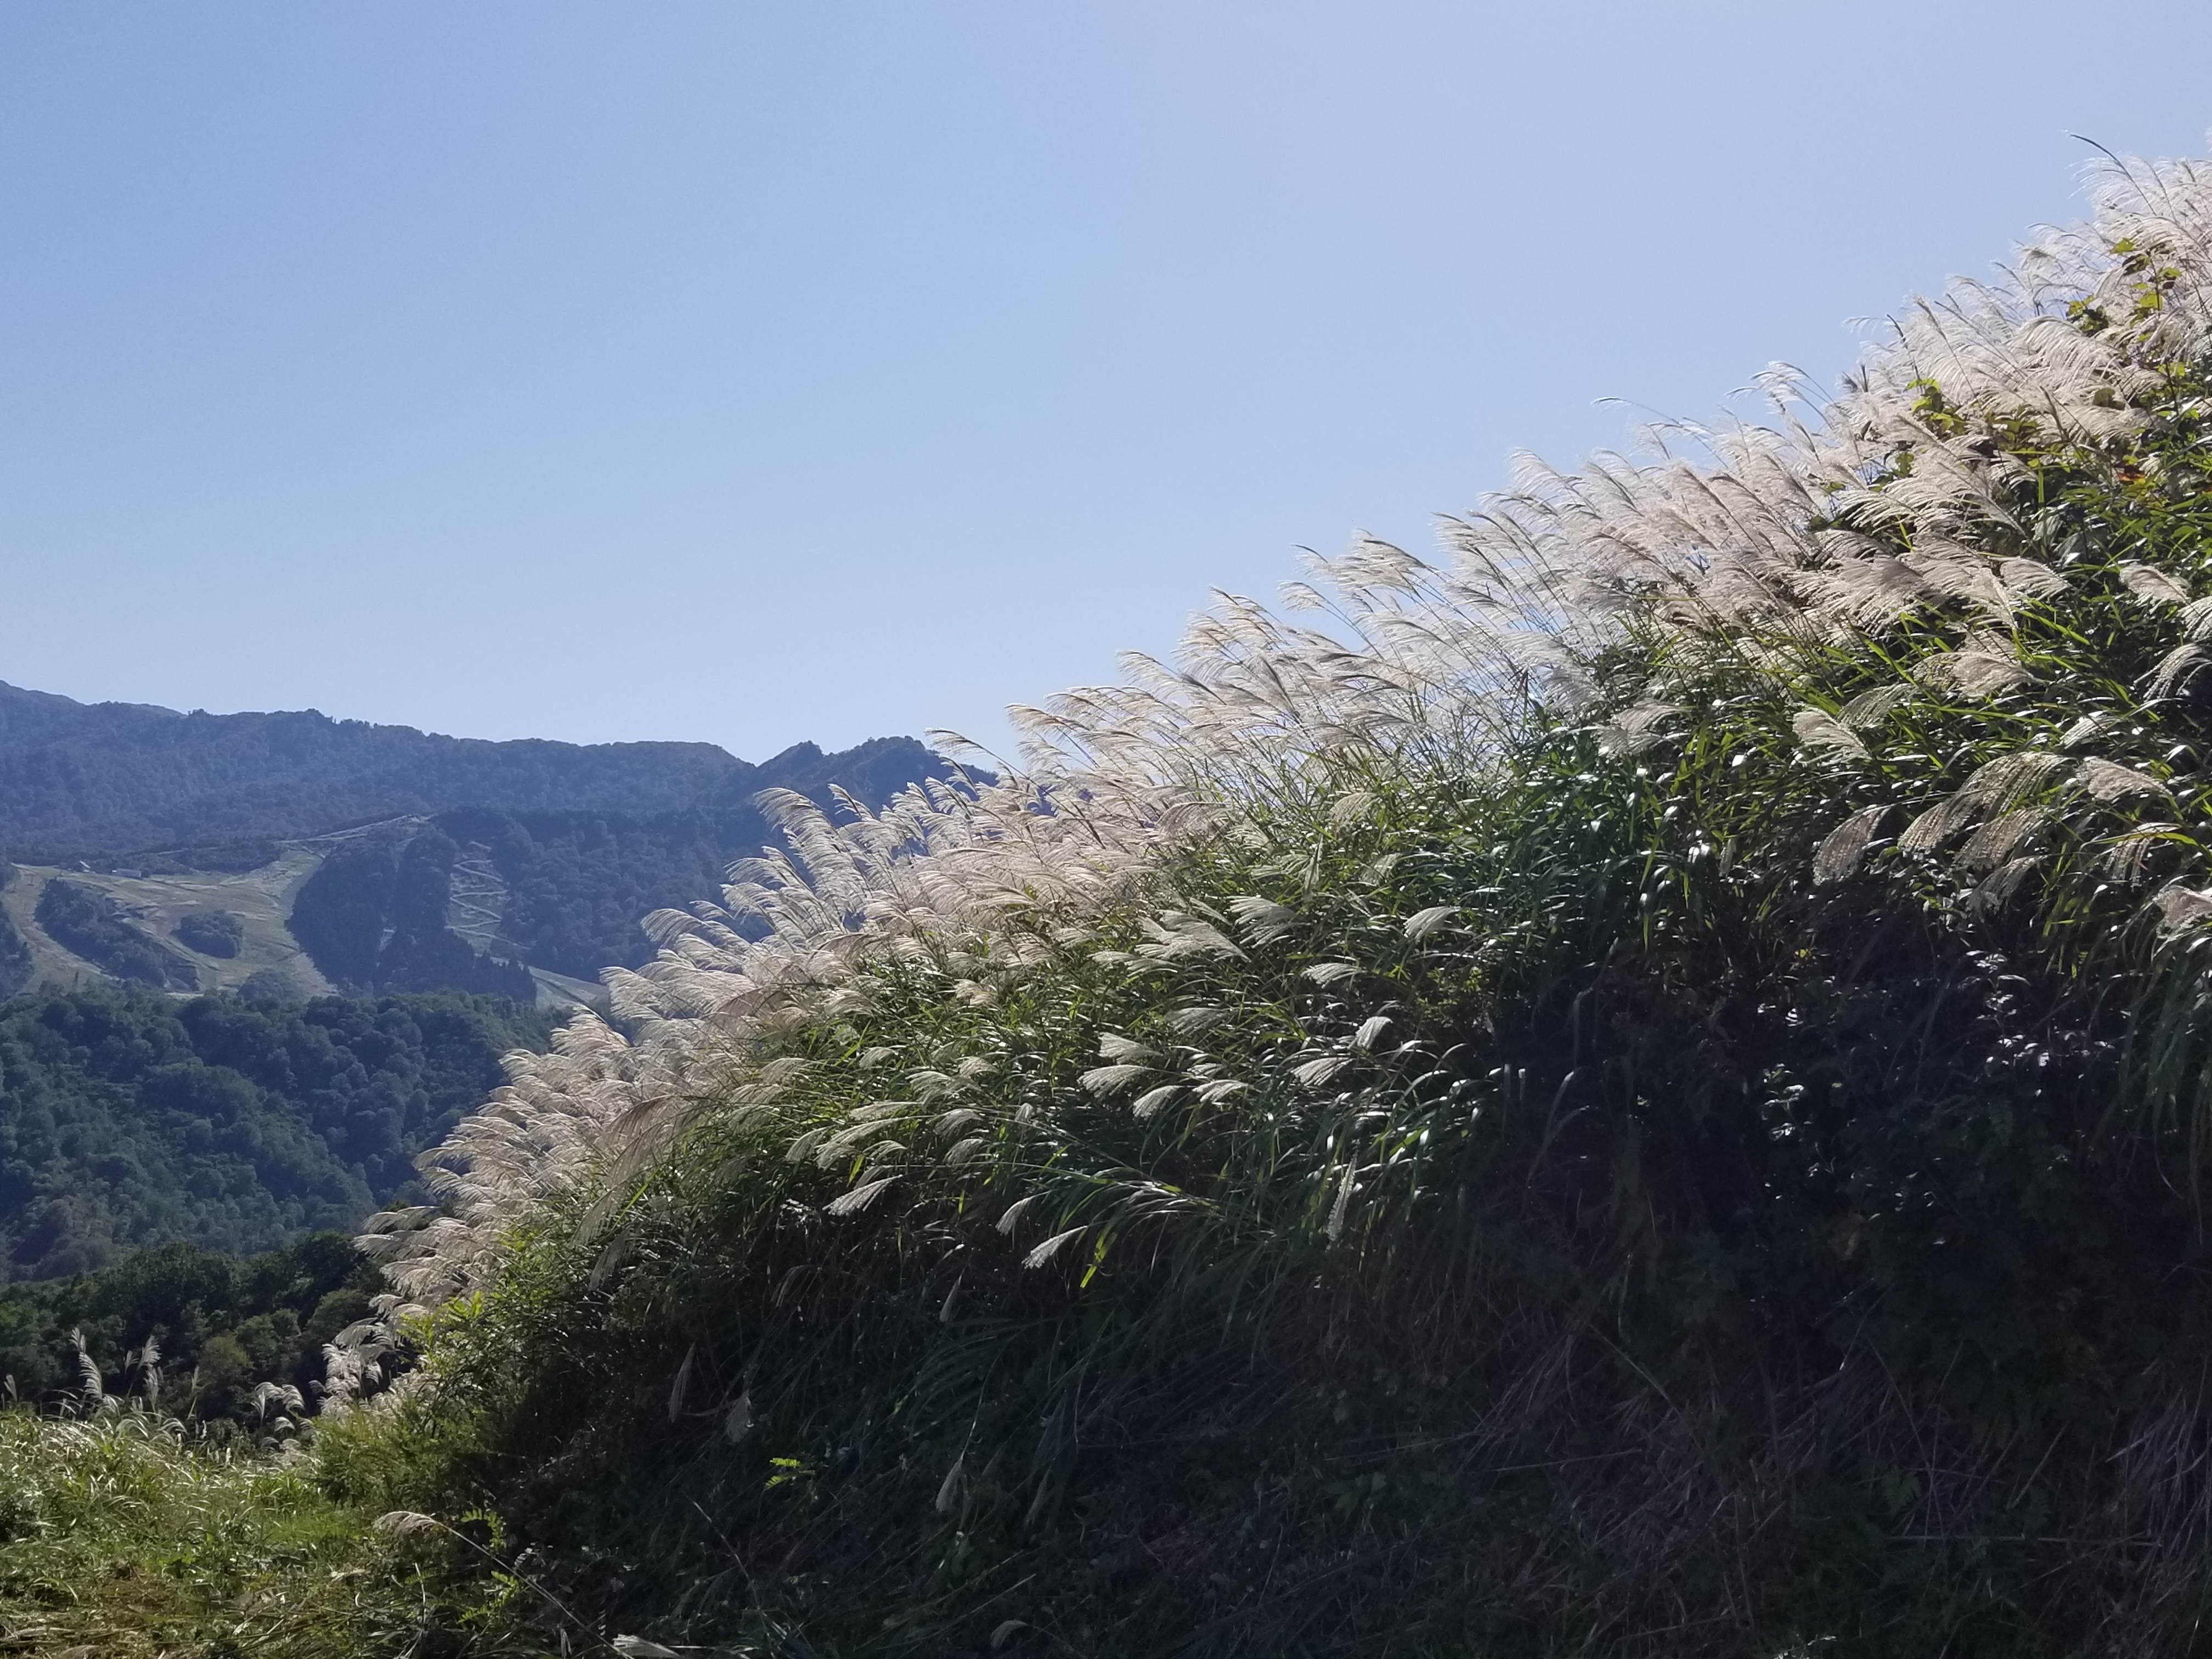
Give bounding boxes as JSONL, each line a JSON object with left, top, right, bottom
{"left": 0, "top": 1409, "right": 487, "bottom": 1658}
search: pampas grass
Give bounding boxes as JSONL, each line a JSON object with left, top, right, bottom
{"left": 353, "top": 142, "right": 2212, "bottom": 1656}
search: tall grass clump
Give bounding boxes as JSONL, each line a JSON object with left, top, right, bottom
{"left": 359, "top": 146, "right": 2212, "bottom": 1656}
{"left": 0, "top": 1406, "right": 402, "bottom": 1656}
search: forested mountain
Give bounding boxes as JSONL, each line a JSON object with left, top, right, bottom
{"left": 0, "top": 865, "right": 30, "bottom": 1004}
{"left": 0, "top": 681, "right": 962, "bottom": 1002}
{"left": 0, "top": 684, "right": 956, "bottom": 1291}
{"left": 0, "top": 679, "right": 952, "bottom": 861}
{"left": 0, "top": 983, "right": 549, "bottom": 1281}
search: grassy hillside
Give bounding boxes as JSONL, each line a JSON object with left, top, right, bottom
{"left": 0, "top": 849, "right": 335, "bottom": 1001}
{"left": 26, "top": 148, "right": 2212, "bottom": 1657}
{"left": 0, "top": 985, "right": 550, "bottom": 1280}
{"left": 318, "top": 150, "right": 2212, "bottom": 1657}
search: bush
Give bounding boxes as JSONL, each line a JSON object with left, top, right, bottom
{"left": 174, "top": 908, "right": 245, "bottom": 958}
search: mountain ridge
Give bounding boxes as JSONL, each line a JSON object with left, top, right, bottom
{"left": 0, "top": 679, "right": 962, "bottom": 1002}
{"left": 0, "top": 680, "right": 940, "bottom": 860}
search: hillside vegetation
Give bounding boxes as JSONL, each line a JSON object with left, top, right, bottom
{"left": 324, "top": 152, "right": 2212, "bottom": 1658}
{"left": 0, "top": 1231, "right": 375, "bottom": 1419}
{"left": 0, "top": 985, "right": 549, "bottom": 1280}
{"left": 0, "top": 683, "right": 960, "bottom": 1005}
{"left": 35, "top": 877, "right": 204, "bottom": 990}
{"left": 0, "top": 681, "right": 952, "bottom": 866}
{"left": 24, "top": 150, "right": 2212, "bottom": 1657}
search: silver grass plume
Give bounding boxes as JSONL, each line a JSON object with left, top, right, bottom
{"left": 366, "top": 140, "right": 2212, "bottom": 1324}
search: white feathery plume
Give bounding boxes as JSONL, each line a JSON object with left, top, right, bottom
{"left": 366, "top": 143, "right": 2212, "bottom": 1321}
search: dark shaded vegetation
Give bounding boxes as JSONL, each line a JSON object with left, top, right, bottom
{"left": 0, "top": 984, "right": 550, "bottom": 1280}
{"left": 416, "top": 737, "right": 2212, "bottom": 1659}
{"left": 174, "top": 907, "right": 244, "bottom": 958}
{"left": 288, "top": 741, "right": 967, "bottom": 990}
{"left": 0, "top": 1232, "right": 375, "bottom": 1419}
{"left": 34, "top": 877, "right": 199, "bottom": 990}
{"left": 0, "top": 868, "right": 29, "bottom": 1004}
{"left": 445, "top": 804, "right": 781, "bottom": 979}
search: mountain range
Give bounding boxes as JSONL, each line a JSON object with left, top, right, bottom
{"left": 0, "top": 679, "right": 960, "bottom": 1279}
{"left": 0, "top": 680, "right": 958, "bottom": 1003}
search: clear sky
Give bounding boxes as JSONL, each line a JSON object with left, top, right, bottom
{"left": 5, "top": 3, "right": 2212, "bottom": 760}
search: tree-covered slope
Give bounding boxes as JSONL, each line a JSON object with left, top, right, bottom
{"left": 309, "top": 151, "right": 2212, "bottom": 1658}
{"left": 0, "top": 863, "right": 31, "bottom": 1002}
{"left": 0, "top": 682, "right": 963, "bottom": 1000}
{"left": 0, "top": 679, "right": 951, "bottom": 864}
{"left": 0, "top": 1231, "right": 376, "bottom": 1418}
{"left": 0, "top": 984, "right": 549, "bottom": 1281}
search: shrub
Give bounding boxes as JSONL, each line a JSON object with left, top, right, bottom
{"left": 174, "top": 907, "right": 245, "bottom": 957}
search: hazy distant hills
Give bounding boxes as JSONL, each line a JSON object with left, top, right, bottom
{"left": 0, "top": 681, "right": 963, "bottom": 1003}
{"left": 0, "top": 679, "right": 936, "bottom": 859}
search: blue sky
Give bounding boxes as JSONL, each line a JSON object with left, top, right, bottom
{"left": 6, "top": 3, "right": 2212, "bottom": 759}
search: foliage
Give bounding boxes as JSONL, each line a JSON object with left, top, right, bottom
{"left": 0, "top": 675, "right": 960, "bottom": 998}
{"left": 288, "top": 764, "right": 975, "bottom": 997}
{"left": 35, "top": 878, "right": 200, "bottom": 990}
{"left": 289, "top": 833, "right": 535, "bottom": 1000}
{"left": 341, "top": 151, "right": 2212, "bottom": 1656}
{"left": 0, "top": 1407, "right": 599, "bottom": 1658}
{"left": 174, "top": 909, "right": 245, "bottom": 959}
{"left": 443, "top": 806, "right": 760, "bottom": 980}
{"left": 0, "top": 680, "right": 739, "bottom": 856}
{"left": 0, "top": 985, "right": 551, "bottom": 1280}
{"left": 0, "top": 1232, "right": 373, "bottom": 1420}
{"left": 0, "top": 913, "right": 29, "bottom": 1006}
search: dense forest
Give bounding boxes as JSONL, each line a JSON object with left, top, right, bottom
{"left": 0, "top": 680, "right": 737, "bottom": 855}
{"left": 289, "top": 829, "right": 539, "bottom": 998}
{"left": 0, "top": 864, "right": 29, "bottom": 1002}
{"left": 0, "top": 983, "right": 549, "bottom": 1280}
{"left": 0, "top": 1231, "right": 375, "bottom": 1421}
{"left": 290, "top": 802, "right": 893, "bottom": 986}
